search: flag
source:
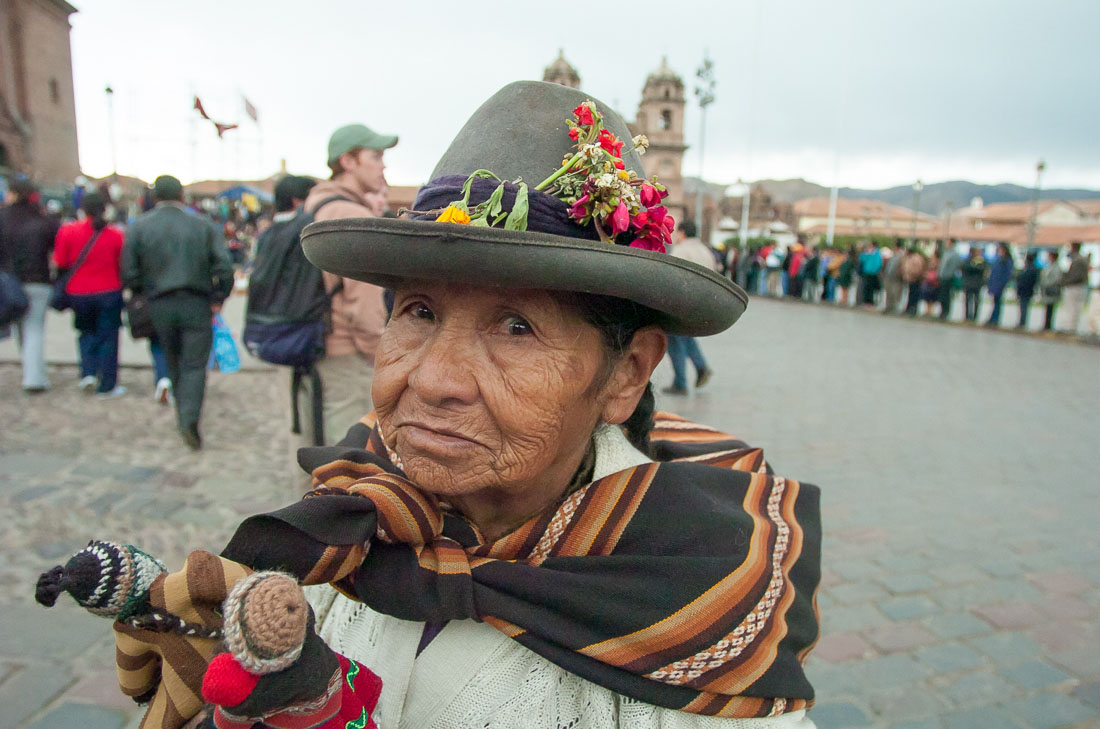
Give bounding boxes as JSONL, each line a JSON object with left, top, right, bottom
{"left": 194, "top": 95, "right": 238, "bottom": 138}
{"left": 243, "top": 97, "right": 258, "bottom": 123}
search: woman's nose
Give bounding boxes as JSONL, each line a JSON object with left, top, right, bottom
{"left": 407, "top": 327, "right": 480, "bottom": 407}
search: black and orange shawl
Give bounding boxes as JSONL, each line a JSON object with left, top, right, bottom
{"left": 223, "top": 412, "right": 821, "bottom": 719}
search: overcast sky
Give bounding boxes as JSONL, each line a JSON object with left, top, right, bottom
{"left": 69, "top": 0, "right": 1100, "bottom": 192}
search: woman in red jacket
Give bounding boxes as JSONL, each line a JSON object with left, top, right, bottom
{"left": 53, "top": 192, "right": 127, "bottom": 397}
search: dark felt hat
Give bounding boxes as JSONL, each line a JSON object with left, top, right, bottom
{"left": 301, "top": 81, "right": 747, "bottom": 335}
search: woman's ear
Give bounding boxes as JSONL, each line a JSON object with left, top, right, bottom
{"left": 601, "top": 326, "right": 667, "bottom": 425}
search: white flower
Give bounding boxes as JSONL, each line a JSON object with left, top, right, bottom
{"left": 581, "top": 143, "right": 604, "bottom": 162}
{"left": 631, "top": 134, "right": 650, "bottom": 155}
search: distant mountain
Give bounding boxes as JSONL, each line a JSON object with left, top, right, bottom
{"left": 706, "top": 178, "right": 1100, "bottom": 215}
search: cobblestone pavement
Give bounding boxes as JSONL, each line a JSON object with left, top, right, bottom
{"left": 1, "top": 295, "right": 1098, "bottom": 729}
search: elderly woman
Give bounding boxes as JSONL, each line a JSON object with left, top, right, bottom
{"left": 224, "top": 82, "right": 820, "bottom": 729}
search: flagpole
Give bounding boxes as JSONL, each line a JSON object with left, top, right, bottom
{"left": 189, "top": 85, "right": 198, "bottom": 184}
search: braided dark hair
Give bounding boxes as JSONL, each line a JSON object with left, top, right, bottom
{"left": 569, "top": 293, "right": 660, "bottom": 454}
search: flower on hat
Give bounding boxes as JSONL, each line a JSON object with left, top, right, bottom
{"left": 598, "top": 129, "right": 624, "bottom": 157}
{"left": 436, "top": 205, "right": 471, "bottom": 225}
{"left": 573, "top": 102, "right": 595, "bottom": 126}
{"left": 630, "top": 204, "right": 675, "bottom": 251}
{"left": 419, "top": 98, "right": 674, "bottom": 252}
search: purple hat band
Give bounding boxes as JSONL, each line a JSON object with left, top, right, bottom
{"left": 412, "top": 175, "right": 599, "bottom": 242}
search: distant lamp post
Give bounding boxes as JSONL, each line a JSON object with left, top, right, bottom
{"left": 1027, "top": 160, "right": 1046, "bottom": 248}
{"left": 105, "top": 85, "right": 118, "bottom": 179}
{"left": 725, "top": 180, "right": 751, "bottom": 252}
{"left": 694, "top": 53, "right": 716, "bottom": 242}
{"left": 724, "top": 180, "right": 751, "bottom": 289}
{"left": 942, "top": 200, "right": 953, "bottom": 241}
{"left": 909, "top": 179, "right": 923, "bottom": 246}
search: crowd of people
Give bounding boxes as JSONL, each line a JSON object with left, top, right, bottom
{"left": 0, "top": 175, "right": 235, "bottom": 449}
{"left": 726, "top": 237, "right": 1098, "bottom": 336}
{"left": 0, "top": 121, "right": 397, "bottom": 456}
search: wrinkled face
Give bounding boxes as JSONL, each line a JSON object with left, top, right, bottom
{"left": 373, "top": 283, "right": 610, "bottom": 499}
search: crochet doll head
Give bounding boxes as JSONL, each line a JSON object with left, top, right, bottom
{"left": 35, "top": 540, "right": 166, "bottom": 619}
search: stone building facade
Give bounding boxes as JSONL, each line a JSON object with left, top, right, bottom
{"left": 542, "top": 53, "right": 687, "bottom": 224}
{"left": 0, "top": 0, "right": 80, "bottom": 188}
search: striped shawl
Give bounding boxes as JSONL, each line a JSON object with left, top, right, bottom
{"left": 222, "top": 412, "right": 821, "bottom": 719}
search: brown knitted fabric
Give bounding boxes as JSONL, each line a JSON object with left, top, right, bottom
{"left": 112, "top": 550, "right": 252, "bottom": 729}
{"left": 222, "top": 572, "right": 307, "bottom": 674}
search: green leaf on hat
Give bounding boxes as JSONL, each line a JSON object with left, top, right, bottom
{"left": 505, "top": 183, "right": 529, "bottom": 231}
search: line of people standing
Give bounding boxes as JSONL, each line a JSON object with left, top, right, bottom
{"left": 741, "top": 236, "right": 1095, "bottom": 335}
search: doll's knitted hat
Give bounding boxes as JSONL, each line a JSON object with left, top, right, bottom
{"left": 35, "top": 540, "right": 166, "bottom": 620}
{"left": 221, "top": 571, "right": 309, "bottom": 674}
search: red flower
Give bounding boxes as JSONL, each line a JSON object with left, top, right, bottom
{"left": 613, "top": 159, "right": 625, "bottom": 170}
{"left": 569, "top": 194, "right": 591, "bottom": 222}
{"left": 568, "top": 126, "right": 580, "bottom": 141}
{"left": 629, "top": 205, "right": 673, "bottom": 252}
{"left": 609, "top": 202, "right": 630, "bottom": 236}
{"left": 598, "top": 129, "right": 624, "bottom": 157}
{"left": 573, "top": 103, "right": 594, "bottom": 126}
{"left": 640, "top": 183, "right": 660, "bottom": 207}
{"left": 629, "top": 237, "right": 666, "bottom": 253}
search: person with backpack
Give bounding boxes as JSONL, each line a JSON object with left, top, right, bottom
{"left": 53, "top": 192, "right": 127, "bottom": 397}
{"left": 0, "top": 180, "right": 60, "bottom": 393}
{"left": 243, "top": 175, "right": 337, "bottom": 464}
{"left": 293, "top": 123, "right": 397, "bottom": 453}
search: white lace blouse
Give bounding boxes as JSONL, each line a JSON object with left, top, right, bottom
{"left": 306, "top": 425, "right": 816, "bottom": 729}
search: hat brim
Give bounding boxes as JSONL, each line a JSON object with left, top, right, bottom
{"left": 374, "top": 134, "right": 399, "bottom": 150}
{"left": 301, "top": 218, "right": 747, "bottom": 336}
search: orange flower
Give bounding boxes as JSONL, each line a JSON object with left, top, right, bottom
{"left": 436, "top": 205, "right": 471, "bottom": 224}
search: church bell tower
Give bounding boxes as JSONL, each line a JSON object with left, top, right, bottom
{"left": 632, "top": 57, "right": 687, "bottom": 224}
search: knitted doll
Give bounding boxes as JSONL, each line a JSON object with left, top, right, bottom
{"left": 36, "top": 543, "right": 381, "bottom": 729}
{"left": 36, "top": 541, "right": 250, "bottom": 729}
{"left": 201, "top": 572, "right": 382, "bottom": 729}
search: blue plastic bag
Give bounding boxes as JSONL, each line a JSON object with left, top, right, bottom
{"left": 209, "top": 314, "right": 241, "bottom": 374}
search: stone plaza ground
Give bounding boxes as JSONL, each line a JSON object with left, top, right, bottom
{"left": 1, "top": 295, "right": 1098, "bottom": 729}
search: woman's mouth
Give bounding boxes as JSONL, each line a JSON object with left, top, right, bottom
{"left": 397, "top": 421, "right": 483, "bottom": 455}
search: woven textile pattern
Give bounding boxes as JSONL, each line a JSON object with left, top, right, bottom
{"left": 223, "top": 412, "right": 821, "bottom": 718}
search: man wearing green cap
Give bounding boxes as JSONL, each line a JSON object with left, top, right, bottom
{"left": 294, "top": 123, "right": 397, "bottom": 453}
{"left": 123, "top": 175, "right": 234, "bottom": 450}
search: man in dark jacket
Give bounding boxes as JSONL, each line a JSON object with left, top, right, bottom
{"left": 0, "top": 180, "right": 59, "bottom": 392}
{"left": 1014, "top": 251, "right": 1039, "bottom": 329}
{"left": 960, "top": 248, "right": 987, "bottom": 322}
{"left": 122, "top": 175, "right": 234, "bottom": 449}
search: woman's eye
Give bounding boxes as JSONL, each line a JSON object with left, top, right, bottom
{"left": 505, "top": 317, "right": 533, "bottom": 336}
{"left": 411, "top": 303, "right": 434, "bottom": 321}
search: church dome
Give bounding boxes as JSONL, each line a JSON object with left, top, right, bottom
{"left": 646, "top": 56, "right": 682, "bottom": 85}
{"left": 543, "top": 50, "right": 581, "bottom": 89}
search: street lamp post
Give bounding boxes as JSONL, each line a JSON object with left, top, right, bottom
{"left": 943, "top": 200, "right": 953, "bottom": 241}
{"left": 909, "top": 179, "right": 923, "bottom": 246}
{"left": 694, "top": 54, "right": 716, "bottom": 242}
{"left": 105, "top": 85, "right": 118, "bottom": 180}
{"left": 1026, "top": 160, "right": 1046, "bottom": 248}
{"left": 737, "top": 180, "right": 751, "bottom": 252}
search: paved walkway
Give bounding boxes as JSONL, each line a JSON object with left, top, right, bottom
{"left": 1, "top": 296, "right": 1098, "bottom": 729}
